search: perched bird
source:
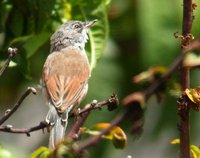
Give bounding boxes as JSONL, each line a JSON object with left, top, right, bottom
{"left": 42, "top": 19, "right": 97, "bottom": 149}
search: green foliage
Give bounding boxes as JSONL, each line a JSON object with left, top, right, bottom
{"left": 1, "top": 0, "right": 200, "bottom": 158}
{"left": 0, "top": 146, "right": 14, "bottom": 158}
{"left": 29, "top": 147, "right": 51, "bottom": 158}
{"left": 0, "top": 0, "right": 110, "bottom": 78}
{"left": 69, "top": 0, "right": 111, "bottom": 70}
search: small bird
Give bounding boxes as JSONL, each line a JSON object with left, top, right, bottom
{"left": 42, "top": 19, "right": 97, "bottom": 149}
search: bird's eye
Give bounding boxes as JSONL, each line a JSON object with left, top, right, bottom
{"left": 73, "top": 24, "right": 80, "bottom": 29}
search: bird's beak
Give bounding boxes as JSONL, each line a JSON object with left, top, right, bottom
{"left": 84, "top": 19, "right": 98, "bottom": 29}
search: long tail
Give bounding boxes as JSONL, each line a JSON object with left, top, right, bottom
{"left": 46, "top": 105, "right": 69, "bottom": 149}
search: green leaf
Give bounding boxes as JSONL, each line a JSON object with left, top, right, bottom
{"left": 34, "top": 0, "right": 56, "bottom": 32}
{"left": 23, "top": 32, "right": 51, "bottom": 58}
{"left": 29, "top": 146, "right": 51, "bottom": 158}
{"left": 9, "top": 35, "right": 32, "bottom": 46}
{"left": 70, "top": 0, "right": 110, "bottom": 70}
{"left": 0, "top": 146, "right": 14, "bottom": 158}
{"left": 0, "top": 60, "right": 17, "bottom": 68}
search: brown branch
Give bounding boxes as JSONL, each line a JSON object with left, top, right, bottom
{"left": 0, "top": 87, "right": 37, "bottom": 125}
{"left": 0, "top": 48, "right": 18, "bottom": 77}
{"left": 0, "top": 121, "right": 48, "bottom": 136}
{"left": 179, "top": 0, "right": 193, "bottom": 158}
{"left": 124, "top": 37, "right": 200, "bottom": 103}
{"left": 0, "top": 94, "right": 118, "bottom": 137}
{"left": 60, "top": 37, "right": 200, "bottom": 156}
{"left": 67, "top": 94, "right": 119, "bottom": 139}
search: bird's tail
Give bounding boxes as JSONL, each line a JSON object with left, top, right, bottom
{"left": 46, "top": 105, "right": 70, "bottom": 149}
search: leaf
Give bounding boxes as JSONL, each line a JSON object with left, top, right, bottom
{"left": 133, "top": 66, "right": 167, "bottom": 84}
{"left": 53, "top": 1, "right": 72, "bottom": 23}
{"left": 23, "top": 32, "right": 51, "bottom": 58}
{"left": 170, "top": 138, "right": 180, "bottom": 144}
{"left": 0, "top": 1, "right": 12, "bottom": 31}
{"left": 123, "top": 92, "right": 145, "bottom": 108}
{"left": 70, "top": 0, "right": 110, "bottom": 70}
{"left": 29, "top": 146, "right": 51, "bottom": 158}
{"left": 34, "top": 0, "right": 55, "bottom": 32}
{"left": 184, "top": 53, "right": 200, "bottom": 68}
{"left": 185, "top": 87, "right": 200, "bottom": 104}
{"left": 190, "top": 145, "right": 200, "bottom": 158}
{"left": 170, "top": 138, "right": 200, "bottom": 158}
{"left": 84, "top": 123, "right": 128, "bottom": 149}
{"left": 0, "top": 60, "right": 17, "bottom": 68}
{"left": 9, "top": 35, "right": 33, "bottom": 46}
{"left": 0, "top": 146, "right": 14, "bottom": 158}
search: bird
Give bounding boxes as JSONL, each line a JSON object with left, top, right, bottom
{"left": 42, "top": 19, "right": 97, "bottom": 149}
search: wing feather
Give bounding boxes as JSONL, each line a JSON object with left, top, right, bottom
{"left": 43, "top": 48, "right": 90, "bottom": 113}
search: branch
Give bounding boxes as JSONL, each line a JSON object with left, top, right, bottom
{"left": 0, "top": 87, "right": 37, "bottom": 125}
{"left": 0, "top": 121, "right": 48, "bottom": 136}
{"left": 0, "top": 94, "right": 118, "bottom": 136}
{"left": 67, "top": 94, "right": 119, "bottom": 139}
{"left": 143, "top": 37, "right": 200, "bottom": 100}
{"left": 0, "top": 47, "right": 18, "bottom": 77}
{"left": 179, "top": 0, "right": 194, "bottom": 158}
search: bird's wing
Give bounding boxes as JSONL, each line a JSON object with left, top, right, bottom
{"left": 43, "top": 48, "right": 90, "bottom": 113}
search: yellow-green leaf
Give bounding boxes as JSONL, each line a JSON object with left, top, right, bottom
{"left": 0, "top": 146, "right": 14, "bottom": 158}
{"left": 133, "top": 66, "right": 167, "bottom": 84}
{"left": 170, "top": 138, "right": 180, "bottom": 144}
{"left": 190, "top": 145, "right": 200, "bottom": 158}
{"left": 29, "top": 146, "right": 51, "bottom": 158}
{"left": 93, "top": 123, "right": 128, "bottom": 149}
{"left": 170, "top": 138, "right": 200, "bottom": 158}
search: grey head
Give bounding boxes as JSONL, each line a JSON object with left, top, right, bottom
{"left": 50, "top": 19, "right": 97, "bottom": 52}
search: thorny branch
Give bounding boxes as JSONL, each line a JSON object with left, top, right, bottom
{"left": 0, "top": 47, "right": 18, "bottom": 77}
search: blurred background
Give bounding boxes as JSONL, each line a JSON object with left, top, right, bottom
{"left": 0, "top": 0, "right": 200, "bottom": 157}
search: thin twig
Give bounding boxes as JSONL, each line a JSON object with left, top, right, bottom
{"left": 0, "top": 121, "right": 48, "bottom": 136}
{"left": 0, "top": 48, "right": 18, "bottom": 77}
{"left": 0, "top": 87, "right": 37, "bottom": 125}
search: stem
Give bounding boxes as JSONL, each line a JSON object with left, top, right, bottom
{"left": 179, "top": 0, "right": 193, "bottom": 158}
